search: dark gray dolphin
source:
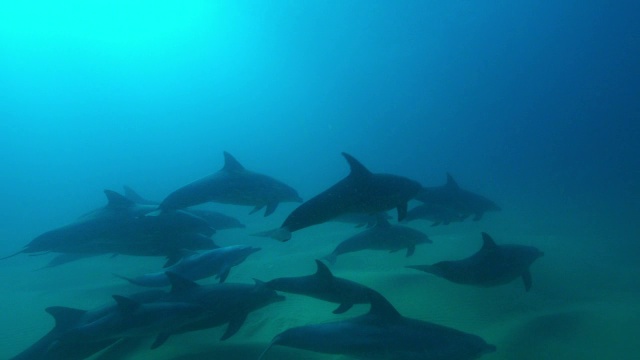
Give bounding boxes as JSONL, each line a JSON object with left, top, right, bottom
{"left": 9, "top": 290, "right": 167, "bottom": 360}
{"left": 415, "top": 173, "right": 501, "bottom": 221}
{"left": 161, "top": 272, "right": 286, "bottom": 340}
{"left": 159, "top": 152, "right": 302, "bottom": 216}
{"left": 331, "top": 211, "right": 392, "bottom": 228}
{"left": 1, "top": 190, "right": 163, "bottom": 259}
{"left": 114, "top": 245, "right": 261, "bottom": 287}
{"left": 323, "top": 217, "right": 432, "bottom": 265}
{"left": 407, "top": 232, "right": 544, "bottom": 291}
{"left": 265, "top": 260, "right": 374, "bottom": 314}
{"left": 124, "top": 185, "right": 246, "bottom": 229}
{"left": 255, "top": 153, "right": 422, "bottom": 241}
{"left": 58, "top": 296, "right": 204, "bottom": 350}
{"left": 258, "top": 290, "right": 496, "bottom": 360}
{"left": 402, "top": 202, "right": 467, "bottom": 226}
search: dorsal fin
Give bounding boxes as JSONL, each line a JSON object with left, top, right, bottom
{"left": 167, "top": 271, "right": 200, "bottom": 293}
{"left": 342, "top": 153, "right": 372, "bottom": 178}
{"left": 314, "top": 259, "right": 334, "bottom": 280}
{"left": 45, "top": 306, "right": 87, "bottom": 330}
{"left": 112, "top": 295, "right": 140, "bottom": 313}
{"left": 367, "top": 290, "right": 401, "bottom": 320}
{"left": 445, "top": 173, "right": 459, "bottom": 189}
{"left": 481, "top": 232, "right": 498, "bottom": 250}
{"left": 104, "top": 190, "right": 134, "bottom": 208}
{"left": 222, "top": 151, "right": 245, "bottom": 172}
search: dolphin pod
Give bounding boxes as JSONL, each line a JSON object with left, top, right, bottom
{"left": 5, "top": 151, "right": 525, "bottom": 360}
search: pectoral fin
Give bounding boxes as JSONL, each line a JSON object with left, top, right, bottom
{"left": 522, "top": 269, "right": 533, "bottom": 291}
{"left": 218, "top": 268, "right": 231, "bottom": 283}
{"left": 332, "top": 303, "right": 353, "bottom": 314}
{"left": 249, "top": 205, "right": 264, "bottom": 215}
{"left": 151, "top": 332, "right": 171, "bottom": 349}
{"left": 264, "top": 201, "right": 279, "bottom": 217}
{"left": 406, "top": 245, "right": 416, "bottom": 257}
{"left": 221, "top": 313, "right": 247, "bottom": 340}
{"left": 397, "top": 202, "right": 408, "bottom": 222}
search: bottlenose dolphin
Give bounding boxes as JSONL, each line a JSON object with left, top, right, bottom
{"left": 255, "top": 153, "right": 422, "bottom": 241}
{"left": 159, "top": 152, "right": 302, "bottom": 216}
{"left": 415, "top": 173, "right": 501, "bottom": 221}
{"left": 407, "top": 232, "right": 544, "bottom": 291}
{"left": 258, "top": 290, "right": 496, "bottom": 360}
{"left": 161, "top": 272, "right": 286, "bottom": 340}
{"left": 331, "top": 212, "right": 392, "bottom": 228}
{"left": 59, "top": 295, "right": 205, "bottom": 350}
{"left": 402, "top": 202, "right": 467, "bottom": 226}
{"left": 2, "top": 200, "right": 216, "bottom": 265}
{"left": 265, "top": 260, "right": 374, "bottom": 314}
{"left": 10, "top": 290, "right": 167, "bottom": 360}
{"left": 323, "top": 217, "right": 432, "bottom": 265}
{"left": 124, "top": 185, "right": 246, "bottom": 229}
{"left": 114, "top": 245, "right": 261, "bottom": 287}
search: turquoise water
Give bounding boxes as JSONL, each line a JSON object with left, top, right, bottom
{"left": 1, "top": 1, "right": 638, "bottom": 359}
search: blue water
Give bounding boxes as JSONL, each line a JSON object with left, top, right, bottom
{"left": 1, "top": 1, "right": 638, "bottom": 359}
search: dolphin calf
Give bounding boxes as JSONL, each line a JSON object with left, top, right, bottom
{"left": 258, "top": 290, "right": 496, "bottom": 360}
{"left": 407, "top": 232, "right": 544, "bottom": 291}
{"left": 159, "top": 152, "right": 302, "bottom": 216}
{"left": 114, "top": 245, "right": 261, "bottom": 287}
{"left": 265, "top": 260, "right": 374, "bottom": 314}
{"left": 323, "top": 217, "right": 432, "bottom": 265}
{"left": 415, "top": 173, "right": 501, "bottom": 221}
{"left": 161, "top": 272, "right": 286, "bottom": 340}
{"left": 255, "top": 153, "right": 422, "bottom": 241}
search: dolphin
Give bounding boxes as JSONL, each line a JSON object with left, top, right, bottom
{"left": 331, "top": 211, "right": 392, "bottom": 228}
{"left": 124, "top": 185, "right": 246, "bottom": 230}
{"left": 161, "top": 272, "right": 286, "bottom": 340}
{"left": 159, "top": 152, "right": 302, "bottom": 216}
{"left": 406, "top": 232, "right": 544, "bottom": 291}
{"left": 265, "top": 260, "right": 374, "bottom": 314}
{"left": 0, "top": 190, "right": 215, "bottom": 258}
{"left": 258, "top": 290, "right": 496, "bottom": 360}
{"left": 114, "top": 245, "right": 261, "bottom": 287}
{"left": 402, "top": 202, "right": 467, "bottom": 226}
{"left": 9, "top": 290, "right": 167, "bottom": 360}
{"left": 415, "top": 173, "right": 501, "bottom": 221}
{"left": 58, "top": 295, "right": 205, "bottom": 350}
{"left": 255, "top": 153, "right": 422, "bottom": 241}
{"left": 323, "top": 217, "right": 432, "bottom": 265}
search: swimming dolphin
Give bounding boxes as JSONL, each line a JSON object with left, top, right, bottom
{"left": 114, "top": 245, "right": 261, "bottom": 287}
{"left": 406, "top": 232, "right": 544, "bottom": 291}
{"left": 255, "top": 153, "right": 422, "bottom": 241}
{"left": 124, "top": 185, "right": 246, "bottom": 229}
{"left": 402, "top": 202, "right": 467, "bottom": 226}
{"left": 58, "top": 295, "right": 205, "bottom": 350}
{"left": 159, "top": 152, "right": 302, "bottom": 216}
{"left": 2, "top": 200, "right": 216, "bottom": 264}
{"left": 323, "top": 217, "right": 432, "bottom": 265}
{"left": 258, "top": 290, "right": 496, "bottom": 360}
{"left": 331, "top": 211, "right": 392, "bottom": 228}
{"left": 265, "top": 260, "right": 374, "bottom": 314}
{"left": 415, "top": 173, "right": 501, "bottom": 221}
{"left": 9, "top": 290, "right": 167, "bottom": 360}
{"left": 161, "top": 272, "right": 286, "bottom": 340}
